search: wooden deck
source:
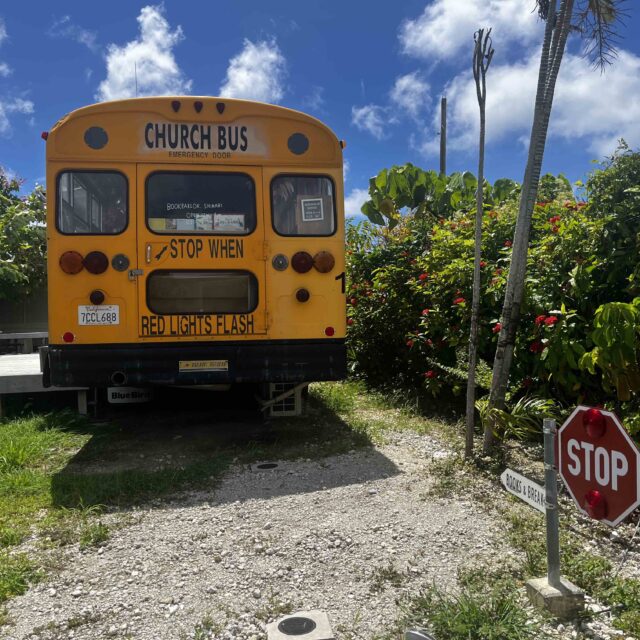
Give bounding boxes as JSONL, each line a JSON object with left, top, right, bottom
{"left": 0, "top": 353, "right": 88, "bottom": 417}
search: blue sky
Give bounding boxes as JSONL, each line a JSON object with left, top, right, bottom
{"left": 1, "top": 0, "right": 639, "bottom": 216}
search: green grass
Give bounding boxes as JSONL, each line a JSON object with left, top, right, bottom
{"left": 0, "top": 551, "right": 40, "bottom": 603}
{"left": 401, "top": 577, "right": 539, "bottom": 640}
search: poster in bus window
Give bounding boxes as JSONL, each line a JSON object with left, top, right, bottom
{"left": 177, "top": 218, "right": 196, "bottom": 231}
{"left": 214, "top": 213, "right": 245, "bottom": 233}
{"left": 196, "top": 214, "right": 214, "bottom": 231}
{"left": 296, "top": 195, "right": 332, "bottom": 234}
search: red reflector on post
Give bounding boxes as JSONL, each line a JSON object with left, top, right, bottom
{"left": 325, "top": 326, "right": 335, "bottom": 337}
{"left": 62, "top": 332, "right": 75, "bottom": 343}
{"left": 584, "top": 489, "right": 607, "bottom": 520}
{"left": 583, "top": 408, "right": 606, "bottom": 438}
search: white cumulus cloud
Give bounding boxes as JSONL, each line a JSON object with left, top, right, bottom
{"left": 0, "top": 97, "right": 34, "bottom": 135}
{"left": 351, "top": 104, "right": 393, "bottom": 139}
{"left": 399, "top": 0, "right": 542, "bottom": 62}
{"left": 219, "top": 39, "right": 286, "bottom": 104}
{"left": 390, "top": 72, "right": 430, "bottom": 118}
{"left": 344, "top": 187, "right": 369, "bottom": 217}
{"left": 0, "top": 17, "right": 10, "bottom": 76}
{"left": 96, "top": 5, "right": 191, "bottom": 102}
{"left": 414, "top": 48, "right": 640, "bottom": 159}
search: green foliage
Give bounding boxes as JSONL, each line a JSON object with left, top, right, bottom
{"left": 0, "top": 169, "right": 47, "bottom": 300}
{"left": 360, "top": 164, "right": 518, "bottom": 228}
{"left": 347, "top": 150, "right": 640, "bottom": 431}
{"left": 476, "top": 396, "right": 560, "bottom": 440}
{"left": 404, "top": 579, "right": 537, "bottom": 640}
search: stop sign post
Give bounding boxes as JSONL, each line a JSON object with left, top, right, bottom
{"left": 558, "top": 406, "right": 640, "bottom": 527}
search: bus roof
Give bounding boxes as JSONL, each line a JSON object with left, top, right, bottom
{"left": 47, "top": 96, "right": 343, "bottom": 167}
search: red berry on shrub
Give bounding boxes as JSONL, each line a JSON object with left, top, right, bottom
{"left": 535, "top": 314, "right": 546, "bottom": 325}
{"left": 529, "top": 340, "right": 545, "bottom": 353}
{"left": 504, "top": 240, "right": 512, "bottom": 247}
{"left": 406, "top": 339, "right": 414, "bottom": 348}
{"left": 347, "top": 318, "right": 354, "bottom": 326}
{"left": 424, "top": 370, "right": 436, "bottom": 379}
{"left": 419, "top": 273, "right": 428, "bottom": 281}
{"left": 453, "top": 297, "right": 465, "bottom": 305}
{"left": 426, "top": 339, "right": 433, "bottom": 346}
{"left": 350, "top": 297, "right": 357, "bottom": 306}
{"left": 492, "top": 322, "right": 502, "bottom": 333}
{"left": 422, "top": 308, "right": 430, "bottom": 316}
{"left": 480, "top": 261, "right": 487, "bottom": 267}
{"left": 544, "top": 315, "right": 558, "bottom": 326}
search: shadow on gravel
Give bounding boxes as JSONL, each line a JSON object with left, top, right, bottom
{"left": 49, "top": 385, "right": 399, "bottom": 510}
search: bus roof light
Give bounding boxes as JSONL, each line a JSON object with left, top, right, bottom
{"left": 171, "top": 100, "right": 181, "bottom": 112}
{"left": 41, "top": 131, "right": 49, "bottom": 141}
{"left": 216, "top": 102, "right": 226, "bottom": 114}
{"left": 194, "top": 101, "right": 203, "bottom": 113}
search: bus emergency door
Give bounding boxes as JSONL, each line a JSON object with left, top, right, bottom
{"left": 135, "top": 164, "right": 267, "bottom": 340}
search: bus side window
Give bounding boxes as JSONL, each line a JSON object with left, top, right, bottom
{"left": 57, "top": 171, "right": 127, "bottom": 235}
{"left": 271, "top": 175, "right": 336, "bottom": 236}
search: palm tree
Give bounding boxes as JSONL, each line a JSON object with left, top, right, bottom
{"left": 483, "top": 0, "right": 625, "bottom": 454}
{"left": 466, "top": 28, "right": 494, "bottom": 459}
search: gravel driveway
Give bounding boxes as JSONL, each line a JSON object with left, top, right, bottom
{"left": 3, "top": 430, "right": 512, "bottom": 640}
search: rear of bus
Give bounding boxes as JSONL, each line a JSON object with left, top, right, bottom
{"left": 43, "top": 97, "right": 346, "bottom": 389}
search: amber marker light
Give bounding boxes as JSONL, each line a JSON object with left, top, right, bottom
{"left": 295, "top": 288, "right": 310, "bottom": 302}
{"left": 59, "top": 251, "right": 84, "bottom": 274}
{"left": 313, "top": 250, "right": 335, "bottom": 273}
{"left": 83, "top": 251, "right": 109, "bottom": 274}
{"left": 291, "top": 251, "right": 314, "bottom": 273}
{"left": 62, "top": 332, "right": 75, "bottom": 343}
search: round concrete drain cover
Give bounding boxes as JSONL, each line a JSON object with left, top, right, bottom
{"left": 278, "top": 617, "right": 317, "bottom": 635}
{"left": 257, "top": 462, "right": 278, "bottom": 469}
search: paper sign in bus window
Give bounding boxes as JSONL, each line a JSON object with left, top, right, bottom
{"left": 301, "top": 198, "right": 324, "bottom": 222}
{"left": 214, "top": 213, "right": 245, "bottom": 232}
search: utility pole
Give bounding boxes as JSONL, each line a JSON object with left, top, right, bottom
{"left": 439, "top": 96, "right": 447, "bottom": 176}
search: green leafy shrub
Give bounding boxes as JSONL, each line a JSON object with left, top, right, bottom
{"left": 346, "top": 149, "right": 640, "bottom": 432}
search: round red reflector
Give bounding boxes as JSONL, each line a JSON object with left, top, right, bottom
{"left": 59, "top": 251, "right": 84, "bottom": 274}
{"left": 62, "top": 332, "right": 75, "bottom": 343}
{"left": 295, "top": 288, "right": 310, "bottom": 302}
{"left": 83, "top": 251, "right": 109, "bottom": 274}
{"left": 291, "top": 251, "right": 314, "bottom": 273}
{"left": 325, "top": 326, "right": 335, "bottom": 337}
{"left": 89, "top": 290, "right": 105, "bottom": 305}
{"left": 313, "top": 250, "right": 335, "bottom": 273}
{"left": 583, "top": 408, "right": 606, "bottom": 439}
{"left": 584, "top": 489, "right": 607, "bottom": 520}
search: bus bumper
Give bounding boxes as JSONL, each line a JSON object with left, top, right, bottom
{"left": 45, "top": 340, "right": 347, "bottom": 387}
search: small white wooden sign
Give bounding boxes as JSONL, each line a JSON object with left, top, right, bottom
{"left": 500, "top": 468, "right": 546, "bottom": 514}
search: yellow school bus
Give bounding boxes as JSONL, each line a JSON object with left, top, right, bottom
{"left": 42, "top": 97, "right": 346, "bottom": 391}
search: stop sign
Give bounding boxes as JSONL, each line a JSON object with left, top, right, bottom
{"left": 558, "top": 406, "right": 640, "bottom": 527}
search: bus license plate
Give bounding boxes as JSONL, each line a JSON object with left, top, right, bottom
{"left": 78, "top": 305, "right": 120, "bottom": 326}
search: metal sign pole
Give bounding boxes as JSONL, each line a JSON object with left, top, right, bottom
{"left": 543, "top": 418, "right": 561, "bottom": 588}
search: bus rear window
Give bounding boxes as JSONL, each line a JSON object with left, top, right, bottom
{"left": 57, "top": 171, "right": 127, "bottom": 234}
{"left": 271, "top": 175, "right": 335, "bottom": 236}
{"left": 147, "top": 172, "right": 256, "bottom": 234}
{"left": 147, "top": 270, "right": 258, "bottom": 315}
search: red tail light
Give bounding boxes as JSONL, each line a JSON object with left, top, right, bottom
{"left": 291, "top": 251, "right": 313, "bottom": 273}
{"left": 62, "top": 331, "right": 75, "bottom": 343}
{"left": 83, "top": 251, "right": 109, "bottom": 274}
{"left": 325, "top": 326, "right": 335, "bottom": 337}
{"left": 59, "top": 251, "right": 84, "bottom": 274}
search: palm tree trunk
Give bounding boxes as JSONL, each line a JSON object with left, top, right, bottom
{"left": 483, "top": 0, "right": 575, "bottom": 454}
{"left": 466, "top": 29, "right": 493, "bottom": 459}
